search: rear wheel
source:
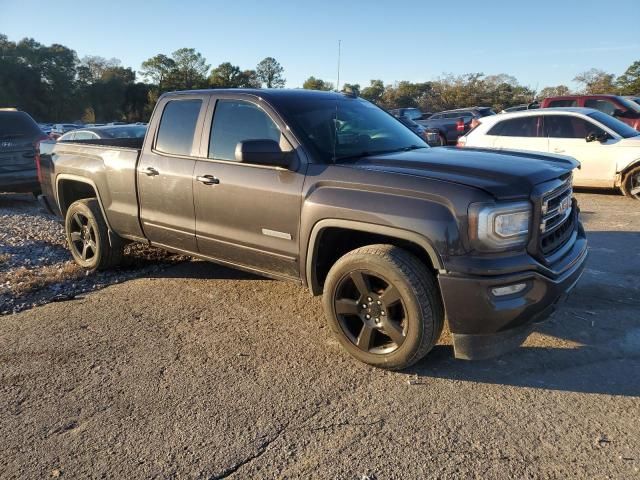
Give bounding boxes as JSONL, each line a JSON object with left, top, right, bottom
{"left": 438, "top": 133, "right": 447, "bottom": 146}
{"left": 621, "top": 165, "right": 640, "bottom": 200}
{"left": 65, "top": 198, "right": 123, "bottom": 271}
{"left": 322, "top": 244, "right": 444, "bottom": 370}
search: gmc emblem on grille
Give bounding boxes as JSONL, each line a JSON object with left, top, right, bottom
{"left": 558, "top": 196, "right": 571, "bottom": 215}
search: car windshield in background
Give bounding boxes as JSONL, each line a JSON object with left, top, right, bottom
{"left": 478, "top": 108, "right": 496, "bottom": 117}
{"left": 588, "top": 111, "right": 640, "bottom": 138}
{"left": 0, "top": 112, "right": 42, "bottom": 139}
{"left": 619, "top": 97, "right": 640, "bottom": 112}
{"left": 281, "top": 96, "right": 428, "bottom": 162}
{"left": 100, "top": 125, "right": 147, "bottom": 138}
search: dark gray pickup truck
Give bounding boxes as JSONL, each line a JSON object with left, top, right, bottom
{"left": 38, "top": 89, "right": 587, "bottom": 369}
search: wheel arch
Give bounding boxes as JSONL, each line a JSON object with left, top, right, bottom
{"left": 305, "top": 219, "right": 444, "bottom": 296}
{"left": 56, "top": 174, "right": 112, "bottom": 230}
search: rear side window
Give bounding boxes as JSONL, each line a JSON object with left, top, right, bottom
{"left": 155, "top": 100, "right": 202, "bottom": 156}
{"left": 584, "top": 99, "right": 617, "bottom": 116}
{"left": 0, "top": 112, "right": 42, "bottom": 140}
{"left": 547, "top": 99, "right": 578, "bottom": 108}
{"left": 544, "top": 115, "right": 605, "bottom": 139}
{"left": 488, "top": 116, "right": 541, "bottom": 137}
{"left": 209, "top": 100, "right": 282, "bottom": 161}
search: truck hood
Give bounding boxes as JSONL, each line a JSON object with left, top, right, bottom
{"left": 347, "top": 147, "right": 578, "bottom": 199}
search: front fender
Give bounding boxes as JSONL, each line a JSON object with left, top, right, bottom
{"left": 299, "top": 180, "right": 475, "bottom": 294}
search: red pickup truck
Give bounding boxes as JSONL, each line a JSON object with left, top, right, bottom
{"left": 540, "top": 94, "right": 640, "bottom": 131}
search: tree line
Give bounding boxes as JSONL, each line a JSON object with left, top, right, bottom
{"left": 1, "top": 33, "right": 638, "bottom": 123}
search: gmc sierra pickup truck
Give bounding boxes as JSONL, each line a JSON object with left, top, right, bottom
{"left": 37, "top": 89, "right": 588, "bottom": 369}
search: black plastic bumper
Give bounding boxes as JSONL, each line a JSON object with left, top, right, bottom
{"left": 438, "top": 229, "right": 588, "bottom": 360}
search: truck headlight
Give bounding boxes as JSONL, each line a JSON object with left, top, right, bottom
{"left": 469, "top": 201, "right": 531, "bottom": 251}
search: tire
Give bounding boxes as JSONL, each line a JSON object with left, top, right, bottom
{"left": 438, "top": 133, "right": 447, "bottom": 146}
{"left": 64, "top": 198, "right": 123, "bottom": 271}
{"left": 322, "top": 244, "right": 444, "bottom": 370}
{"left": 621, "top": 165, "right": 640, "bottom": 200}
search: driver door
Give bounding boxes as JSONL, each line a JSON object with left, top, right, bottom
{"left": 544, "top": 114, "right": 618, "bottom": 187}
{"left": 192, "top": 96, "right": 306, "bottom": 278}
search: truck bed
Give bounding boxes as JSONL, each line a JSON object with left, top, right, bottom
{"left": 38, "top": 139, "right": 144, "bottom": 239}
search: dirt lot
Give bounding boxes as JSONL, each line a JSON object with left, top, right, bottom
{"left": 0, "top": 191, "right": 639, "bottom": 479}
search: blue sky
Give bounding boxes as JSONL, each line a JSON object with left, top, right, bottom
{"left": 1, "top": 0, "right": 639, "bottom": 90}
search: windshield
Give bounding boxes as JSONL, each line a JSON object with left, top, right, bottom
{"left": 588, "top": 111, "right": 640, "bottom": 138}
{"left": 280, "top": 96, "right": 428, "bottom": 162}
{"left": 619, "top": 97, "right": 640, "bottom": 112}
{"left": 100, "top": 126, "right": 147, "bottom": 138}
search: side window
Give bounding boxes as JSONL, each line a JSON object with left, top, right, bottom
{"left": 430, "top": 114, "right": 442, "bottom": 120}
{"left": 488, "top": 116, "right": 541, "bottom": 137}
{"left": 548, "top": 99, "right": 578, "bottom": 108}
{"left": 545, "top": 115, "right": 605, "bottom": 139}
{"left": 584, "top": 99, "right": 617, "bottom": 116}
{"left": 209, "top": 100, "right": 283, "bottom": 161}
{"left": 155, "top": 99, "right": 202, "bottom": 156}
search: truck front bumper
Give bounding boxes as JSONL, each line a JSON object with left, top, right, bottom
{"left": 438, "top": 228, "right": 588, "bottom": 360}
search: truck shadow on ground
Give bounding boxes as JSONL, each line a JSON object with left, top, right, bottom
{"left": 409, "top": 230, "right": 640, "bottom": 397}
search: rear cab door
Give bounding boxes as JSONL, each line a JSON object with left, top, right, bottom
{"left": 137, "top": 93, "right": 209, "bottom": 252}
{"left": 192, "top": 93, "right": 307, "bottom": 278}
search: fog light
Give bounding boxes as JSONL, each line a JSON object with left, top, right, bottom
{"left": 491, "top": 283, "right": 527, "bottom": 297}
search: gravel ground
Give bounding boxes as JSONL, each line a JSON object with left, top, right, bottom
{"left": 0, "top": 190, "right": 639, "bottom": 479}
{"left": 0, "top": 193, "right": 188, "bottom": 314}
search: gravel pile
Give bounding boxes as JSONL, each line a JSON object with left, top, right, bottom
{"left": 0, "top": 193, "right": 189, "bottom": 315}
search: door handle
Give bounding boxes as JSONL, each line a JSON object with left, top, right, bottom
{"left": 144, "top": 166, "right": 159, "bottom": 176}
{"left": 553, "top": 148, "right": 565, "bottom": 153}
{"left": 196, "top": 174, "right": 220, "bottom": 185}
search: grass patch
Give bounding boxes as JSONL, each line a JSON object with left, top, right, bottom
{"left": 2, "top": 262, "right": 85, "bottom": 296}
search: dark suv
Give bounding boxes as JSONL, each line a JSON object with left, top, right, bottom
{"left": 419, "top": 107, "right": 496, "bottom": 145}
{"left": 0, "top": 109, "right": 48, "bottom": 194}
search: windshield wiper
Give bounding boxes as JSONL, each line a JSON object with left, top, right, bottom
{"left": 333, "top": 145, "right": 427, "bottom": 162}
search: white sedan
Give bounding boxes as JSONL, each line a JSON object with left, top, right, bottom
{"left": 458, "top": 107, "right": 640, "bottom": 199}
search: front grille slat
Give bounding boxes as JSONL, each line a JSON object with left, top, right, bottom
{"left": 539, "top": 177, "right": 576, "bottom": 256}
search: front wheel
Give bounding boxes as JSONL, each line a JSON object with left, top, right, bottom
{"left": 322, "top": 244, "right": 444, "bottom": 370}
{"left": 621, "top": 166, "right": 640, "bottom": 200}
{"left": 65, "top": 198, "right": 123, "bottom": 271}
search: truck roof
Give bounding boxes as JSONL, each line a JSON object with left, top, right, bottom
{"left": 163, "top": 88, "right": 349, "bottom": 102}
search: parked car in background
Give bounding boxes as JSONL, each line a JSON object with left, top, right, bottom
{"left": 0, "top": 108, "right": 49, "bottom": 194}
{"left": 625, "top": 96, "right": 640, "bottom": 107}
{"left": 106, "top": 121, "right": 127, "bottom": 126}
{"left": 389, "top": 108, "right": 430, "bottom": 121}
{"left": 540, "top": 95, "right": 640, "bottom": 130}
{"left": 458, "top": 108, "right": 640, "bottom": 199}
{"left": 37, "top": 88, "right": 586, "bottom": 368}
{"left": 38, "top": 123, "right": 53, "bottom": 135}
{"left": 50, "top": 123, "right": 81, "bottom": 139}
{"left": 58, "top": 125, "right": 147, "bottom": 141}
{"left": 500, "top": 102, "right": 539, "bottom": 113}
{"left": 419, "top": 107, "right": 496, "bottom": 145}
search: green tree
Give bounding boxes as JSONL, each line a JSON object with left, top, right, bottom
{"left": 538, "top": 85, "right": 572, "bottom": 99}
{"left": 574, "top": 68, "right": 617, "bottom": 94}
{"left": 342, "top": 83, "right": 360, "bottom": 95}
{"left": 302, "top": 76, "right": 334, "bottom": 91}
{"left": 616, "top": 61, "right": 640, "bottom": 95}
{"left": 360, "top": 80, "right": 385, "bottom": 103}
{"left": 209, "top": 62, "right": 260, "bottom": 88}
{"left": 169, "top": 48, "right": 209, "bottom": 89}
{"left": 256, "top": 57, "right": 285, "bottom": 88}
{"left": 140, "top": 54, "right": 176, "bottom": 89}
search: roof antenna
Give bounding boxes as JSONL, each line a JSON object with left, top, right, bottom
{"left": 336, "top": 39, "right": 341, "bottom": 92}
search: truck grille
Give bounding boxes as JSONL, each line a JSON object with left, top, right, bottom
{"left": 539, "top": 178, "right": 575, "bottom": 255}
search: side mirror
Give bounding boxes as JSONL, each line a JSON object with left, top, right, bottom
{"left": 586, "top": 132, "right": 609, "bottom": 143}
{"left": 234, "top": 139, "right": 290, "bottom": 168}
